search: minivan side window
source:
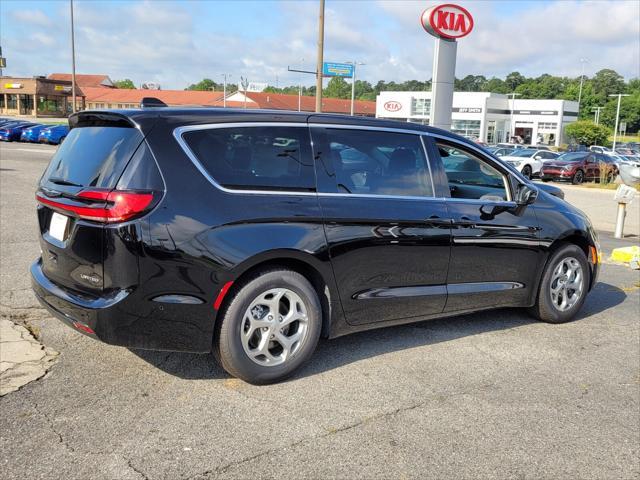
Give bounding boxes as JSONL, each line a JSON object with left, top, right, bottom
{"left": 436, "top": 141, "right": 510, "bottom": 202}
{"left": 313, "top": 128, "right": 433, "bottom": 197}
{"left": 182, "top": 126, "right": 315, "bottom": 191}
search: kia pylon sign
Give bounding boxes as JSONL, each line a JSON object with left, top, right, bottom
{"left": 421, "top": 4, "right": 474, "bottom": 39}
{"left": 421, "top": 3, "right": 474, "bottom": 132}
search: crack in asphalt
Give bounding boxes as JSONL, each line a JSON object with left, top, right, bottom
{"left": 126, "top": 458, "right": 151, "bottom": 480}
{"left": 31, "top": 400, "right": 76, "bottom": 453}
{"left": 185, "top": 383, "right": 494, "bottom": 479}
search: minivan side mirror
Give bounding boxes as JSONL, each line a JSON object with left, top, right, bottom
{"left": 515, "top": 183, "right": 538, "bottom": 206}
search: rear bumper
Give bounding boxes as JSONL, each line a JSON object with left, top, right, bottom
{"left": 30, "top": 258, "right": 214, "bottom": 353}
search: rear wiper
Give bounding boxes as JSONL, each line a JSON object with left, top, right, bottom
{"left": 48, "top": 177, "right": 82, "bottom": 187}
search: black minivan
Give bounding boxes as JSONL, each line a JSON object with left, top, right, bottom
{"left": 32, "top": 107, "right": 600, "bottom": 384}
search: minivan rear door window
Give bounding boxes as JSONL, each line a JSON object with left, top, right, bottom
{"left": 181, "top": 126, "right": 315, "bottom": 192}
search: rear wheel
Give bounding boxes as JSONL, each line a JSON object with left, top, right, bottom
{"left": 214, "top": 269, "right": 321, "bottom": 384}
{"left": 529, "top": 244, "right": 589, "bottom": 323}
{"left": 521, "top": 165, "right": 532, "bottom": 179}
{"left": 572, "top": 169, "right": 584, "bottom": 185}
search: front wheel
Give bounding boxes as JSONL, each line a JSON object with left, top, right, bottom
{"left": 521, "top": 165, "right": 532, "bottom": 179}
{"left": 572, "top": 170, "right": 584, "bottom": 185}
{"left": 214, "top": 269, "right": 322, "bottom": 384}
{"left": 528, "top": 244, "right": 589, "bottom": 323}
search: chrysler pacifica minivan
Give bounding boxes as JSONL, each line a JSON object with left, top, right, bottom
{"left": 31, "top": 106, "right": 600, "bottom": 383}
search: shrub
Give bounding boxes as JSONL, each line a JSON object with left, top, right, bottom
{"left": 564, "top": 121, "right": 611, "bottom": 146}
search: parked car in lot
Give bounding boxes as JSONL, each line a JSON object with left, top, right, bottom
{"left": 485, "top": 146, "right": 514, "bottom": 157}
{"left": 589, "top": 145, "right": 613, "bottom": 155}
{"left": 0, "top": 121, "right": 38, "bottom": 142}
{"left": 499, "top": 148, "right": 559, "bottom": 178}
{"left": 31, "top": 107, "right": 601, "bottom": 384}
{"left": 38, "top": 125, "right": 69, "bottom": 144}
{"left": 19, "top": 124, "right": 49, "bottom": 143}
{"left": 540, "top": 152, "right": 618, "bottom": 184}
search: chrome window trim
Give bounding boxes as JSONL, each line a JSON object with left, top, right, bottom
{"left": 173, "top": 123, "right": 318, "bottom": 196}
{"left": 172, "top": 121, "right": 521, "bottom": 205}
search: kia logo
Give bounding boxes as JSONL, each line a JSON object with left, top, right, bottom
{"left": 384, "top": 101, "right": 402, "bottom": 112}
{"left": 421, "top": 4, "right": 474, "bottom": 40}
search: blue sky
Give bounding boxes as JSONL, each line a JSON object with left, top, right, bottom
{"left": 2, "top": 0, "right": 638, "bottom": 90}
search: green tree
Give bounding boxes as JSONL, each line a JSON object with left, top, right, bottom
{"left": 483, "top": 77, "right": 508, "bottom": 93}
{"left": 505, "top": 71, "right": 526, "bottom": 91}
{"left": 591, "top": 69, "right": 625, "bottom": 100}
{"left": 599, "top": 91, "right": 640, "bottom": 133}
{"left": 323, "top": 77, "right": 351, "bottom": 99}
{"left": 114, "top": 78, "right": 135, "bottom": 89}
{"left": 564, "top": 121, "right": 611, "bottom": 146}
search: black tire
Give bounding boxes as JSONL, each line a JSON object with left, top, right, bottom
{"left": 541, "top": 178, "right": 551, "bottom": 183}
{"left": 58, "top": 136, "right": 66, "bottom": 144}
{"left": 214, "top": 269, "right": 321, "bottom": 384}
{"left": 606, "top": 171, "right": 614, "bottom": 183}
{"left": 528, "top": 244, "right": 590, "bottom": 323}
{"left": 521, "top": 165, "right": 532, "bottom": 179}
{"left": 571, "top": 169, "right": 584, "bottom": 185}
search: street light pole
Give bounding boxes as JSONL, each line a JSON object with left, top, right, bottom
{"left": 315, "top": 0, "right": 325, "bottom": 113}
{"left": 347, "top": 61, "right": 365, "bottom": 116}
{"left": 577, "top": 58, "right": 589, "bottom": 116}
{"left": 591, "top": 106, "right": 603, "bottom": 125}
{"left": 609, "top": 93, "right": 630, "bottom": 151}
{"left": 508, "top": 92, "right": 521, "bottom": 142}
{"left": 70, "top": 0, "right": 77, "bottom": 113}
{"left": 221, "top": 74, "right": 231, "bottom": 107}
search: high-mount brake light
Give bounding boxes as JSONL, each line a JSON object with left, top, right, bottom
{"left": 36, "top": 189, "right": 154, "bottom": 223}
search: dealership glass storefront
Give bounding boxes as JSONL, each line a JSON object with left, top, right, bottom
{"left": 376, "top": 91, "right": 578, "bottom": 146}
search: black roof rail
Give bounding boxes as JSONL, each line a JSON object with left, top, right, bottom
{"left": 140, "top": 97, "right": 168, "bottom": 108}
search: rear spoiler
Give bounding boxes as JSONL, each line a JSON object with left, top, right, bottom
{"left": 68, "top": 111, "right": 137, "bottom": 129}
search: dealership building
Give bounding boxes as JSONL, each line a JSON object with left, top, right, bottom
{"left": 376, "top": 91, "right": 579, "bottom": 146}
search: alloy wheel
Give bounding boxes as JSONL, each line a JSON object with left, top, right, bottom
{"left": 240, "top": 288, "right": 309, "bottom": 366}
{"left": 549, "top": 257, "right": 584, "bottom": 312}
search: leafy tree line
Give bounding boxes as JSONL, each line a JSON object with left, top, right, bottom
{"left": 120, "top": 69, "right": 638, "bottom": 133}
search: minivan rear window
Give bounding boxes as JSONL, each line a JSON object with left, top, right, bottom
{"left": 42, "top": 126, "right": 144, "bottom": 188}
{"left": 182, "top": 126, "right": 315, "bottom": 191}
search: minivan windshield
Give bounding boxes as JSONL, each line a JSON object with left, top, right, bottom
{"left": 556, "top": 152, "right": 589, "bottom": 162}
{"left": 42, "top": 126, "right": 143, "bottom": 188}
{"left": 509, "top": 149, "right": 538, "bottom": 158}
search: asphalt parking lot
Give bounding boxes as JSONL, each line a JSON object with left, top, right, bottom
{"left": 1, "top": 141, "right": 639, "bottom": 479}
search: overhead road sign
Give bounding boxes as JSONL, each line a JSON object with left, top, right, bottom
{"left": 322, "top": 62, "right": 354, "bottom": 78}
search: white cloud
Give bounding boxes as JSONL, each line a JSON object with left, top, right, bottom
{"left": 1, "top": 0, "right": 637, "bottom": 90}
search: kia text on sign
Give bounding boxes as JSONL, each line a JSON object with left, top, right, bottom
{"left": 421, "top": 4, "right": 474, "bottom": 40}
{"left": 384, "top": 101, "right": 402, "bottom": 112}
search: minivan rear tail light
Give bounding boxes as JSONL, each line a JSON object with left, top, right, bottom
{"left": 36, "top": 189, "right": 155, "bottom": 223}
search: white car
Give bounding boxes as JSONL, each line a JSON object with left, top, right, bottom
{"left": 499, "top": 149, "right": 559, "bottom": 178}
{"left": 589, "top": 145, "right": 613, "bottom": 155}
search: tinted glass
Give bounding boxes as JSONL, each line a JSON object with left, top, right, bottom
{"left": 314, "top": 128, "right": 433, "bottom": 197}
{"left": 42, "top": 126, "right": 143, "bottom": 188}
{"left": 437, "top": 141, "right": 508, "bottom": 201}
{"left": 556, "top": 152, "right": 588, "bottom": 162}
{"left": 183, "top": 126, "right": 315, "bottom": 191}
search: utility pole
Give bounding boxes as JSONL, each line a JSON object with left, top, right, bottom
{"left": 70, "top": 0, "right": 77, "bottom": 113}
{"left": 609, "top": 93, "right": 630, "bottom": 151}
{"left": 347, "top": 61, "right": 365, "bottom": 116}
{"left": 315, "top": 0, "right": 325, "bottom": 113}
{"left": 577, "top": 58, "right": 589, "bottom": 116}
{"left": 221, "top": 73, "right": 231, "bottom": 107}
{"left": 240, "top": 76, "right": 249, "bottom": 109}
{"left": 508, "top": 92, "right": 521, "bottom": 142}
{"left": 591, "top": 106, "right": 603, "bottom": 125}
